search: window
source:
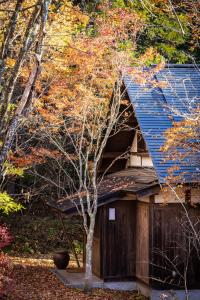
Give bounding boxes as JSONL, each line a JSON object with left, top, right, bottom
{"left": 109, "top": 208, "right": 116, "bottom": 221}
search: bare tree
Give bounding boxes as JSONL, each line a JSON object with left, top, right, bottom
{"left": 41, "top": 75, "right": 132, "bottom": 291}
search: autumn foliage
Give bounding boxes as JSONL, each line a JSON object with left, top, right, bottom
{"left": 0, "top": 225, "right": 13, "bottom": 298}
{"left": 36, "top": 4, "right": 142, "bottom": 128}
{"left": 0, "top": 225, "right": 13, "bottom": 249}
{"left": 162, "top": 109, "right": 200, "bottom": 181}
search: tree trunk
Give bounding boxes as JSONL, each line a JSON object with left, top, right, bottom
{"left": 0, "top": 0, "right": 51, "bottom": 174}
{"left": 84, "top": 214, "right": 96, "bottom": 293}
{"left": 0, "top": 56, "right": 40, "bottom": 173}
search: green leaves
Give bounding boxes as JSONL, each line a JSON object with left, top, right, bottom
{"left": 100, "top": 0, "right": 198, "bottom": 63}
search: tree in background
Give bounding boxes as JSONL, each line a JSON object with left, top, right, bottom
{"left": 0, "top": 0, "right": 53, "bottom": 213}
{"left": 129, "top": 0, "right": 199, "bottom": 63}
{"left": 0, "top": 0, "right": 52, "bottom": 170}
{"left": 0, "top": 0, "right": 88, "bottom": 211}
{"left": 75, "top": 0, "right": 200, "bottom": 63}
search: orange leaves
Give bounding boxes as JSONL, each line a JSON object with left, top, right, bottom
{"left": 34, "top": 2, "right": 143, "bottom": 142}
{"left": 5, "top": 57, "right": 16, "bottom": 68}
{"left": 37, "top": 107, "right": 64, "bottom": 125}
{"left": 161, "top": 109, "right": 200, "bottom": 181}
{"left": 163, "top": 117, "right": 200, "bottom": 152}
{"left": 9, "top": 148, "right": 61, "bottom": 168}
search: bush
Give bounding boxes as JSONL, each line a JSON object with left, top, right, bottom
{"left": 0, "top": 192, "right": 23, "bottom": 215}
{"left": 0, "top": 225, "right": 13, "bottom": 298}
{"left": 0, "top": 225, "right": 13, "bottom": 249}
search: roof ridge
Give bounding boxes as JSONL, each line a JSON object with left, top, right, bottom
{"left": 153, "top": 64, "right": 200, "bottom": 68}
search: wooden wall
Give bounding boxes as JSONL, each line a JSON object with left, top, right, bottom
{"left": 92, "top": 197, "right": 200, "bottom": 290}
{"left": 92, "top": 199, "right": 150, "bottom": 282}
{"left": 150, "top": 204, "right": 200, "bottom": 289}
{"left": 136, "top": 202, "right": 149, "bottom": 284}
{"left": 100, "top": 200, "right": 136, "bottom": 280}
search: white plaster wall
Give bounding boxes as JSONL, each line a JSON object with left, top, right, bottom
{"left": 126, "top": 130, "right": 154, "bottom": 168}
{"left": 141, "top": 156, "right": 153, "bottom": 167}
{"left": 154, "top": 187, "right": 200, "bottom": 204}
{"left": 129, "top": 155, "right": 141, "bottom": 167}
{"left": 191, "top": 187, "right": 200, "bottom": 203}
{"left": 128, "top": 154, "right": 153, "bottom": 167}
{"left": 131, "top": 132, "right": 137, "bottom": 152}
{"left": 154, "top": 188, "right": 185, "bottom": 203}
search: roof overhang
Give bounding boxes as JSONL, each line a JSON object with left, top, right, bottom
{"left": 46, "top": 167, "right": 160, "bottom": 215}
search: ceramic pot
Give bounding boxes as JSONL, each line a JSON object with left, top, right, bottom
{"left": 53, "top": 250, "right": 70, "bottom": 269}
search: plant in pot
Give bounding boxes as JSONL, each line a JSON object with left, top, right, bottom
{"left": 53, "top": 248, "right": 70, "bottom": 270}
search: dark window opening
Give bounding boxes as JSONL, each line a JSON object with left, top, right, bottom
{"left": 137, "top": 131, "right": 147, "bottom": 153}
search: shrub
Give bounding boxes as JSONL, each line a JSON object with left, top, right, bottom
{"left": 0, "top": 192, "right": 23, "bottom": 215}
{"left": 0, "top": 225, "right": 13, "bottom": 249}
{"left": 0, "top": 225, "right": 13, "bottom": 298}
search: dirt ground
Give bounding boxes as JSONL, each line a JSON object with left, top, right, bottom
{"left": 7, "top": 256, "right": 148, "bottom": 300}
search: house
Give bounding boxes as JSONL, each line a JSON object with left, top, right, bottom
{"left": 48, "top": 64, "right": 200, "bottom": 299}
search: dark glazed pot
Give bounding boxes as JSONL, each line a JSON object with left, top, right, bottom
{"left": 53, "top": 250, "right": 70, "bottom": 269}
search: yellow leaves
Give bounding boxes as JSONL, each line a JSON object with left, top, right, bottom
{"left": 137, "top": 47, "right": 156, "bottom": 64}
{"left": 128, "top": 58, "right": 166, "bottom": 88}
{"left": 47, "top": 3, "right": 74, "bottom": 48}
{"left": 46, "top": 2, "right": 89, "bottom": 49}
{"left": 5, "top": 57, "right": 16, "bottom": 68}
{"left": 3, "top": 161, "right": 25, "bottom": 177}
{"left": 76, "top": 13, "right": 89, "bottom": 28}
{"left": 22, "top": 0, "right": 38, "bottom": 8}
{"left": 163, "top": 117, "right": 199, "bottom": 152}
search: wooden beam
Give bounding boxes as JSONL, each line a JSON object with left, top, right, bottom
{"left": 102, "top": 152, "right": 129, "bottom": 158}
{"left": 121, "top": 193, "right": 137, "bottom": 200}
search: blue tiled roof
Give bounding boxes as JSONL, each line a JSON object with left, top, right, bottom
{"left": 124, "top": 64, "right": 200, "bottom": 183}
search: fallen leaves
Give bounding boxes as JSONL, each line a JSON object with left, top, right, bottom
{"left": 7, "top": 257, "right": 148, "bottom": 300}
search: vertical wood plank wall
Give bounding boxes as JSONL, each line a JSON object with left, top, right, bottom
{"left": 101, "top": 200, "right": 136, "bottom": 280}
{"left": 136, "top": 201, "right": 149, "bottom": 284}
{"left": 151, "top": 204, "right": 200, "bottom": 289}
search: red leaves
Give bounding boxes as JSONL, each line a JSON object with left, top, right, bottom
{"left": 0, "top": 225, "right": 13, "bottom": 297}
{"left": 0, "top": 225, "right": 13, "bottom": 250}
